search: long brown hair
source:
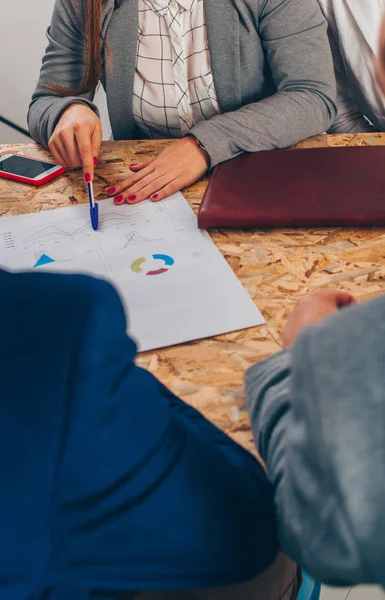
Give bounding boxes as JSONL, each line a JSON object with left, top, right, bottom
{"left": 47, "top": 0, "right": 104, "bottom": 96}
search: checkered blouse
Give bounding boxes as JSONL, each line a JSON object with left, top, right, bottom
{"left": 133, "top": 0, "right": 220, "bottom": 139}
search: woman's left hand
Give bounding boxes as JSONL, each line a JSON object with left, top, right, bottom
{"left": 107, "top": 137, "right": 210, "bottom": 205}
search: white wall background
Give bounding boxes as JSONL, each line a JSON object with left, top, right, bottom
{"left": 0, "top": 0, "right": 111, "bottom": 143}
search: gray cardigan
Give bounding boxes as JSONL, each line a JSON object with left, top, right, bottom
{"left": 246, "top": 296, "right": 385, "bottom": 587}
{"left": 29, "top": 0, "right": 337, "bottom": 168}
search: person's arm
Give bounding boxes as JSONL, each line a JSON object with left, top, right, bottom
{"left": 245, "top": 294, "right": 385, "bottom": 586}
{"left": 60, "top": 277, "right": 277, "bottom": 590}
{"left": 189, "top": 0, "right": 337, "bottom": 168}
{"left": 317, "top": 0, "right": 374, "bottom": 133}
{"left": 327, "top": 32, "right": 374, "bottom": 133}
{"left": 28, "top": 0, "right": 100, "bottom": 147}
{"left": 376, "top": 16, "right": 385, "bottom": 95}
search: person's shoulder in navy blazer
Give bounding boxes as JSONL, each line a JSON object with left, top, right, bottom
{"left": 0, "top": 268, "right": 277, "bottom": 599}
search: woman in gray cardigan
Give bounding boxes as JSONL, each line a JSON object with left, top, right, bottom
{"left": 29, "top": 0, "right": 336, "bottom": 205}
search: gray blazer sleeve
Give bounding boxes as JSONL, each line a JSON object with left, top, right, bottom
{"left": 28, "top": 0, "right": 100, "bottom": 146}
{"left": 245, "top": 297, "right": 385, "bottom": 587}
{"left": 190, "top": 0, "right": 337, "bottom": 167}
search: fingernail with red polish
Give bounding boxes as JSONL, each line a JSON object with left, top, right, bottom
{"left": 130, "top": 163, "right": 138, "bottom": 168}
{"left": 93, "top": 157, "right": 98, "bottom": 167}
{"left": 107, "top": 187, "right": 116, "bottom": 195}
{"left": 85, "top": 173, "right": 91, "bottom": 183}
{"left": 151, "top": 193, "right": 159, "bottom": 200}
{"left": 128, "top": 195, "right": 137, "bottom": 201}
{"left": 115, "top": 194, "right": 124, "bottom": 204}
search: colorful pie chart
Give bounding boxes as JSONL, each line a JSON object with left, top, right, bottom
{"left": 131, "top": 253, "right": 175, "bottom": 276}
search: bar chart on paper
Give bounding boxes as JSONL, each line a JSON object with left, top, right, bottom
{"left": 0, "top": 193, "right": 264, "bottom": 351}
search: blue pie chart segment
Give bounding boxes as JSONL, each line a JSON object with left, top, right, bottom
{"left": 152, "top": 253, "right": 174, "bottom": 266}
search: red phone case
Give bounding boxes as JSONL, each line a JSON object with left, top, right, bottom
{"left": 0, "top": 154, "right": 66, "bottom": 186}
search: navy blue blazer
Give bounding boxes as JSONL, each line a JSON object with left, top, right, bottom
{"left": 0, "top": 269, "right": 277, "bottom": 599}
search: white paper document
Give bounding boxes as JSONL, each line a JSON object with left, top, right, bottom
{"left": 0, "top": 193, "right": 264, "bottom": 351}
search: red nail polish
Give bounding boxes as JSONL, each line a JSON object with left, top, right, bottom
{"left": 115, "top": 194, "right": 124, "bottom": 203}
{"left": 130, "top": 163, "right": 138, "bottom": 168}
{"left": 107, "top": 187, "right": 116, "bottom": 195}
{"left": 151, "top": 193, "right": 159, "bottom": 199}
{"left": 129, "top": 195, "right": 137, "bottom": 201}
{"left": 93, "top": 157, "right": 98, "bottom": 167}
{"left": 85, "top": 173, "right": 91, "bottom": 183}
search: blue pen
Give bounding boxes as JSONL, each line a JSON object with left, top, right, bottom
{"left": 87, "top": 180, "right": 99, "bottom": 231}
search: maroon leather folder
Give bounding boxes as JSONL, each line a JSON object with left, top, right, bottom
{"left": 197, "top": 146, "right": 385, "bottom": 229}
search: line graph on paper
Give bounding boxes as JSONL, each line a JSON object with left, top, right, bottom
{"left": 23, "top": 222, "right": 91, "bottom": 244}
{"left": 0, "top": 202, "right": 169, "bottom": 252}
{"left": 19, "top": 208, "right": 168, "bottom": 246}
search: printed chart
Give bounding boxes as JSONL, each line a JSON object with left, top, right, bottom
{"left": 0, "top": 194, "right": 264, "bottom": 351}
{"left": 130, "top": 254, "right": 175, "bottom": 276}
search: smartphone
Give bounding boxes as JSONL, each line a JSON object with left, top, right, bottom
{"left": 0, "top": 154, "right": 65, "bottom": 186}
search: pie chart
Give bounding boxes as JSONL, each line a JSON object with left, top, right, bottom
{"left": 131, "top": 253, "right": 175, "bottom": 276}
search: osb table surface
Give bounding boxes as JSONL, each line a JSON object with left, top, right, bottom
{"left": 1, "top": 133, "right": 385, "bottom": 454}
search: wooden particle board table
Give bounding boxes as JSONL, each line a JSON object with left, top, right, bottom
{"left": 1, "top": 132, "right": 385, "bottom": 455}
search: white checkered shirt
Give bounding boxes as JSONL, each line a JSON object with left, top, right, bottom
{"left": 133, "top": 0, "right": 220, "bottom": 139}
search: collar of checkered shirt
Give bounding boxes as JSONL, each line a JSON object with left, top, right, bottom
{"left": 141, "top": 0, "right": 196, "bottom": 12}
{"left": 114, "top": 0, "right": 197, "bottom": 10}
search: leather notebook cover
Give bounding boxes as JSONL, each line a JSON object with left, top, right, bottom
{"left": 198, "top": 146, "right": 385, "bottom": 229}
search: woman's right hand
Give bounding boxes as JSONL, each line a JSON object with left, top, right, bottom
{"left": 48, "top": 103, "right": 102, "bottom": 182}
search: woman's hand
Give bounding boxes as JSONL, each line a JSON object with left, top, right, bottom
{"left": 48, "top": 104, "right": 102, "bottom": 182}
{"left": 282, "top": 289, "right": 356, "bottom": 348}
{"left": 107, "top": 137, "right": 210, "bottom": 205}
